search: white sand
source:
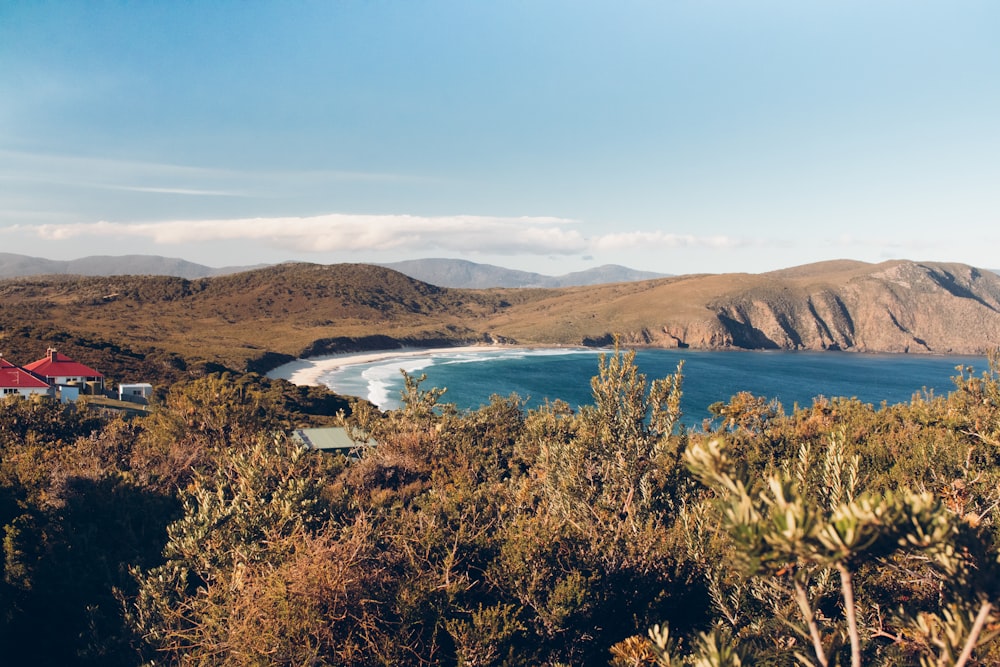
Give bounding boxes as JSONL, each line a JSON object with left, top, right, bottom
{"left": 266, "top": 345, "right": 513, "bottom": 386}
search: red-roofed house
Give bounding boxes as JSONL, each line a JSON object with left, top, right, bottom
{"left": 24, "top": 348, "right": 105, "bottom": 393}
{"left": 0, "top": 355, "right": 53, "bottom": 398}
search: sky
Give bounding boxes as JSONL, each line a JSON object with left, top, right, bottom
{"left": 1, "top": 1, "right": 998, "bottom": 275}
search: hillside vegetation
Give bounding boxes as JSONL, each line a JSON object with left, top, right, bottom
{"left": 0, "top": 263, "right": 532, "bottom": 383}
{"left": 2, "top": 348, "right": 1000, "bottom": 665}
{"left": 1, "top": 259, "right": 999, "bottom": 387}
{"left": 3, "top": 256, "right": 1000, "bottom": 665}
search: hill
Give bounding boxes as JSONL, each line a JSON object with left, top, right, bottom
{"left": 0, "top": 263, "right": 533, "bottom": 383}
{"left": 0, "top": 253, "right": 667, "bottom": 287}
{"left": 485, "top": 259, "right": 1000, "bottom": 354}
{"left": 0, "top": 252, "right": 261, "bottom": 279}
{"left": 380, "top": 258, "right": 668, "bottom": 287}
{"left": 1, "top": 259, "right": 998, "bottom": 386}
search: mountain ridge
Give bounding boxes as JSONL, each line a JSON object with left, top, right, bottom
{"left": 0, "top": 252, "right": 260, "bottom": 279}
{"left": 379, "top": 257, "right": 668, "bottom": 287}
{"left": 1, "top": 259, "right": 998, "bottom": 385}
{"left": 0, "top": 253, "right": 667, "bottom": 287}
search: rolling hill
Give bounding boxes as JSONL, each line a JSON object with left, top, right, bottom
{"left": 380, "top": 258, "right": 668, "bottom": 287}
{"left": 0, "top": 252, "right": 258, "bottom": 279}
{"left": 1, "top": 259, "right": 998, "bottom": 386}
{"left": 0, "top": 253, "right": 666, "bottom": 287}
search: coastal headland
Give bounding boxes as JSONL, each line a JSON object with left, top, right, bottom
{"left": 2, "top": 258, "right": 999, "bottom": 387}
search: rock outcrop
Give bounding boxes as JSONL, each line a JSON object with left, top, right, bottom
{"left": 637, "top": 261, "right": 1000, "bottom": 354}
{"left": 484, "top": 259, "right": 1000, "bottom": 354}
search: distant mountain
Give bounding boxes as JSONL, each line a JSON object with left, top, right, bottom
{"left": 0, "top": 253, "right": 664, "bottom": 286}
{"left": 380, "top": 258, "right": 668, "bottom": 288}
{"left": 0, "top": 253, "right": 258, "bottom": 279}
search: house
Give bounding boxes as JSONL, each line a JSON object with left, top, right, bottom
{"left": 0, "top": 355, "right": 53, "bottom": 399}
{"left": 23, "top": 348, "right": 105, "bottom": 394}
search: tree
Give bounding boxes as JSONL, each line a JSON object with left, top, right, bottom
{"left": 126, "top": 434, "right": 372, "bottom": 666}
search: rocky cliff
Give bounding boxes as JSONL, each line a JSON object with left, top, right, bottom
{"left": 590, "top": 261, "right": 1000, "bottom": 354}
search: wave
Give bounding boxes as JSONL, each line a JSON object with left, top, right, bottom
{"left": 319, "top": 347, "right": 601, "bottom": 409}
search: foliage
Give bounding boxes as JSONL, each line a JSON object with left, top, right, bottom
{"left": 126, "top": 434, "right": 363, "bottom": 666}
{"left": 3, "top": 350, "right": 1000, "bottom": 665}
{"left": 680, "top": 437, "right": 1000, "bottom": 666}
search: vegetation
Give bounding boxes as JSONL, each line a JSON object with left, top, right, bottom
{"left": 0, "top": 265, "right": 522, "bottom": 379}
{"left": 2, "top": 346, "right": 1000, "bottom": 665}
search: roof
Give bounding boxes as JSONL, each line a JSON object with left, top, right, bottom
{"left": 23, "top": 349, "right": 103, "bottom": 379}
{"left": 290, "top": 427, "right": 375, "bottom": 452}
{"left": 0, "top": 358, "right": 51, "bottom": 389}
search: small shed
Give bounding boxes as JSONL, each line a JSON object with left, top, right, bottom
{"left": 119, "top": 383, "right": 154, "bottom": 404}
{"left": 58, "top": 385, "right": 80, "bottom": 404}
{"left": 290, "top": 427, "right": 375, "bottom": 454}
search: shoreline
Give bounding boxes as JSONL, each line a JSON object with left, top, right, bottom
{"left": 265, "top": 344, "right": 517, "bottom": 387}
{"left": 267, "top": 345, "right": 989, "bottom": 388}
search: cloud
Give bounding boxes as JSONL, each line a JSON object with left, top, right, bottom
{"left": 21, "top": 214, "right": 590, "bottom": 256}
{"left": 591, "top": 230, "right": 748, "bottom": 250}
{"left": 0, "top": 150, "right": 412, "bottom": 198}
{"left": 99, "top": 185, "right": 245, "bottom": 197}
{"left": 0, "top": 149, "right": 232, "bottom": 181}
{"left": 8, "top": 213, "right": 768, "bottom": 258}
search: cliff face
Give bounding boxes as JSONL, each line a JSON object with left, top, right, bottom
{"left": 480, "top": 260, "right": 1000, "bottom": 355}
{"left": 659, "top": 261, "right": 1000, "bottom": 354}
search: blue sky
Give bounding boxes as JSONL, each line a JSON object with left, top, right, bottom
{"left": 1, "top": 1, "right": 998, "bottom": 275}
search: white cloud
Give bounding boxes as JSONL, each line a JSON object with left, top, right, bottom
{"left": 0, "top": 150, "right": 233, "bottom": 182}
{"left": 100, "top": 185, "right": 246, "bottom": 197}
{"left": 11, "top": 211, "right": 991, "bottom": 273}
{"left": 7, "top": 213, "right": 774, "bottom": 259}
{"left": 0, "top": 150, "right": 411, "bottom": 197}
{"left": 591, "top": 230, "right": 747, "bottom": 250}
{"left": 20, "top": 214, "right": 590, "bottom": 256}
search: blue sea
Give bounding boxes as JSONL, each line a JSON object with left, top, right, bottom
{"left": 318, "top": 348, "right": 987, "bottom": 428}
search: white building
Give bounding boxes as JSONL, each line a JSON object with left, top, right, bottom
{"left": 119, "top": 383, "right": 154, "bottom": 404}
{"left": 0, "top": 356, "right": 53, "bottom": 399}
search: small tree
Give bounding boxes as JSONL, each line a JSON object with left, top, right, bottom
{"left": 124, "top": 434, "right": 376, "bottom": 666}
{"left": 531, "top": 344, "right": 685, "bottom": 537}
{"left": 654, "top": 437, "right": 1000, "bottom": 667}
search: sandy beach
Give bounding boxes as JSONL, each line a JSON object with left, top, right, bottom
{"left": 266, "top": 344, "right": 513, "bottom": 386}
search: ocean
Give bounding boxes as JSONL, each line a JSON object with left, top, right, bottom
{"left": 317, "top": 348, "right": 987, "bottom": 428}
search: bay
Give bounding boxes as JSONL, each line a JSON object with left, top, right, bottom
{"left": 318, "top": 348, "right": 986, "bottom": 428}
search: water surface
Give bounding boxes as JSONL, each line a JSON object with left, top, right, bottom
{"left": 319, "top": 348, "right": 985, "bottom": 427}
